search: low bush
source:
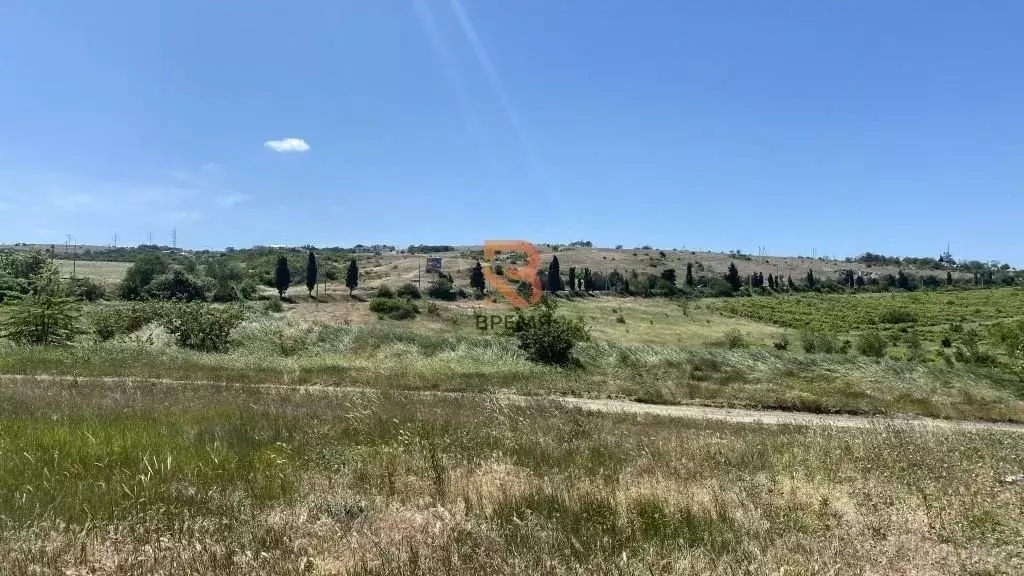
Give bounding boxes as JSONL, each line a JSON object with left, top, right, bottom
{"left": 801, "top": 330, "right": 843, "bottom": 354}
{"left": 147, "top": 268, "right": 208, "bottom": 301}
{"left": 855, "top": 331, "right": 888, "bottom": 358}
{"left": 264, "top": 295, "right": 285, "bottom": 313}
{"left": 369, "top": 297, "right": 419, "bottom": 320}
{"left": 879, "top": 308, "right": 918, "bottom": 324}
{"left": 376, "top": 284, "right": 395, "bottom": 298}
{"left": 722, "top": 328, "right": 747, "bottom": 349}
{"left": 773, "top": 334, "right": 790, "bottom": 351}
{"left": 160, "top": 303, "right": 245, "bottom": 352}
{"left": 90, "top": 302, "right": 165, "bottom": 341}
{"left": 395, "top": 283, "right": 421, "bottom": 299}
{"left": 68, "top": 277, "right": 107, "bottom": 302}
{"left": 505, "top": 299, "right": 588, "bottom": 365}
{"left": 427, "top": 278, "right": 458, "bottom": 301}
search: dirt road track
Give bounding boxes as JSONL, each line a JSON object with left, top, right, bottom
{"left": 4, "top": 374, "right": 1024, "bottom": 433}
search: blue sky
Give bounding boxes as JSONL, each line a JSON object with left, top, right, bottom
{"left": 1, "top": 1, "right": 1022, "bottom": 263}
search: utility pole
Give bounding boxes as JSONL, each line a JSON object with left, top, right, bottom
{"left": 171, "top": 228, "right": 177, "bottom": 249}
{"left": 113, "top": 233, "right": 118, "bottom": 248}
{"left": 148, "top": 232, "right": 153, "bottom": 245}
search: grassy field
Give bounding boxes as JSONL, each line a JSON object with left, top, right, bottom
{"left": 2, "top": 378, "right": 1023, "bottom": 575}
{"left": 55, "top": 260, "right": 132, "bottom": 286}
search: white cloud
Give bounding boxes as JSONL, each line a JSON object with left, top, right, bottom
{"left": 217, "top": 193, "right": 250, "bottom": 208}
{"left": 264, "top": 137, "right": 310, "bottom": 153}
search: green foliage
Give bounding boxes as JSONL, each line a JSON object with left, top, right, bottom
{"left": 205, "top": 258, "right": 256, "bottom": 302}
{"left": 345, "top": 259, "right": 359, "bottom": 295}
{"left": 516, "top": 280, "right": 534, "bottom": 303}
{"left": 67, "top": 277, "right": 107, "bottom": 302}
{"left": 264, "top": 295, "right": 285, "bottom": 313}
{"left": 1, "top": 263, "right": 80, "bottom": 345}
{"left": 89, "top": 302, "right": 166, "bottom": 341}
{"left": 709, "top": 278, "right": 735, "bottom": 297}
{"left": 119, "top": 253, "right": 169, "bottom": 300}
{"left": 801, "top": 330, "right": 843, "bottom": 354}
{"left": 274, "top": 256, "right": 291, "bottom": 297}
{"left": 305, "top": 251, "right": 318, "bottom": 296}
{"left": 146, "top": 268, "right": 208, "bottom": 301}
{"left": 773, "top": 334, "right": 790, "bottom": 351}
{"left": 427, "top": 277, "right": 457, "bottom": 301}
{"left": 470, "top": 261, "right": 486, "bottom": 292}
{"left": 725, "top": 263, "right": 741, "bottom": 291}
{"left": 685, "top": 263, "right": 694, "bottom": 287}
{"left": 395, "top": 283, "right": 421, "bottom": 299}
{"left": 369, "top": 297, "right": 420, "bottom": 320}
{"left": 160, "top": 303, "right": 244, "bottom": 352}
{"left": 505, "top": 299, "right": 588, "bottom": 365}
{"left": 878, "top": 308, "right": 918, "bottom": 325}
{"left": 376, "top": 284, "right": 395, "bottom": 298}
{"left": 547, "top": 256, "right": 562, "bottom": 293}
{"left": 855, "top": 331, "right": 888, "bottom": 358}
{"left": 722, "top": 329, "right": 747, "bottom": 350}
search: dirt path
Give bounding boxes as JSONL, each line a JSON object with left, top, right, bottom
{"left": 4, "top": 374, "right": 1024, "bottom": 433}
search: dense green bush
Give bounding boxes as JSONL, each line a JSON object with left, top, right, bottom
{"left": 67, "top": 277, "right": 107, "bottom": 302}
{"left": 205, "top": 258, "right": 256, "bottom": 302}
{"left": 395, "top": 283, "right": 421, "bottom": 299}
{"left": 376, "top": 284, "right": 395, "bottom": 298}
{"left": 0, "top": 266, "right": 80, "bottom": 345}
{"left": 369, "top": 297, "right": 419, "bottom": 320}
{"left": 505, "top": 299, "right": 589, "bottom": 365}
{"left": 160, "top": 303, "right": 245, "bottom": 352}
{"left": 427, "top": 277, "right": 458, "bottom": 301}
{"left": 119, "top": 253, "right": 169, "bottom": 300}
{"left": 264, "top": 295, "right": 285, "bottom": 313}
{"left": 146, "top": 268, "right": 209, "bottom": 301}
{"left": 855, "top": 331, "right": 888, "bottom": 358}
{"left": 879, "top": 308, "right": 917, "bottom": 325}
{"left": 722, "top": 329, "right": 747, "bottom": 349}
{"left": 801, "top": 330, "right": 843, "bottom": 354}
{"left": 89, "top": 302, "right": 166, "bottom": 341}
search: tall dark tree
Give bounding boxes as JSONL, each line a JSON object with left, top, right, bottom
{"left": 345, "top": 259, "right": 359, "bottom": 296}
{"left": 660, "top": 268, "right": 677, "bottom": 285}
{"left": 582, "top": 267, "right": 594, "bottom": 291}
{"left": 274, "top": 255, "right": 291, "bottom": 297}
{"left": 806, "top": 269, "right": 816, "bottom": 289}
{"left": 946, "top": 271, "right": 954, "bottom": 286}
{"left": 897, "top": 268, "right": 910, "bottom": 290}
{"left": 685, "top": 263, "right": 694, "bottom": 287}
{"left": 469, "top": 261, "right": 486, "bottom": 293}
{"left": 855, "top": 275, "right": 866, "bottom": 288}
{"left": 767, "top": 274, "right": 775, "bottom": 290}
{"left": 725, "top": 262, "right": 742, "bottom": 291}
{"left": 305, "top": 251, "right": 318, "bottom": 297}
{"left": 787, "top": 275, "right": 796, "bottom": 291}
{"left": 547, "top": 256, "right": 562, "bottom": 293}
{"left": 568, "top": 267, "right": 577, "bottom": 292}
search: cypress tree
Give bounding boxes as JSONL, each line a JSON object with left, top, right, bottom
{"left": 855, "top": 275, "right": 866, "bottom": 288}
{"left": 660, "top": 268, "right": 677, "bottom": 285}
{"left": 568, "top": 267, "right": 577, "bottom": 292}
{"left": 547, "top": 256, "right": 562, "bottom": 293}
{"left": 305, "top": 251, "right": 318, "bottom": 297}
{"left": 685, "top": 263, "right": 694, "bottom": 287}
{"left": 946, "top": 271, "right": 953, "bottom": 286}
{"left": 767, "top": 274, "right": 775, "bottom": 290}
{"left": 897, "top": 269, "right": 910, "bottom": 290}
{"left": 345, "top": 259, "right": 359, "bottom": 296}
{"left": 583, "top": 268, "right": 594, "bottom": 291}
{"left": 274, "top": 255, "right": 291, "bottom": 297}
{"left": 806, "top": 269, "right": 816, "bottom": 289}
{"left": 469, "top": 261, "right": 486, "bottom": 293}
{"left": 725, "top": 262, "right": 741, "bottom": 291}
{"left": 787, "top": 275, "right": 796, "bottom": 291}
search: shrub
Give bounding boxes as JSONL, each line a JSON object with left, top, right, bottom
{"left": 90, "top": 302, "right": 165, "bottom": 341}
{"left": 879, "top": 308, "right": 917, "bottom": 325}
{"left": 0, "top": 265, "right": 81, "bottom": 345}
{"left": 206, "top": 258, "right": 256, "bottom": 302}
{"left": 395, "top": 283, "right": 421, "bottom": 299}
{"left": 722, "top": 328, "right": 747, "bottom": 349}
{"left": 615, "top": 314, "right": 626, "bottom": 324}
{"left": 855, "top": 331, "right": 888, "bottom": 358}
{"left": 505, "top": 299, "right": 589, "bottom": 365}
{"left": 146, "top": 268, "right": 208, "bottom": 301}
{"left": 773, "top": 334, "right": 790, "bottom": 351}
{"left": 801, "top": 330, "right": 841, "bottom": 354}
{"left": 160, "top": 303, "right": 244, "bottom": 352}
{"left": 119, "top": 253, "right": 169, "bottom": 300}
{"left": 426, "top": 301, "right": 439, "bottom": 315}
{"left": 940, "top": 336, "right": 953, "bottom": 348}
{"left": 369, "top": 297, "right": 420, "bottom": 320}
{"left": 376, "top": 284, "right": 395, "bottom": 298}
{"left": 427, "top": 277, "right": 457, "bottom": 301}
{"left": 68, "top": 277, "right": 106, "bottom": 302}
{"left": 264, "top": 295, "right": 285, "bottom": 313}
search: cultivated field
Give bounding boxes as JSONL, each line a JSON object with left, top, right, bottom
{"left": 2, "top": 377, "right": 1022, "bottom": 575}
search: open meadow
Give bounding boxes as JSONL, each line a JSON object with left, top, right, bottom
{"left": 2, "top": 250, "right": 1024, "bottom": 575}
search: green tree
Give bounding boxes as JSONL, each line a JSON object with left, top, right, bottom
{"left": 582, "top": 267, "right": 594, "bottom": 291}
{"left": 725, "top": 262, "right": 741, "bottom": 291}
{"left": 685, "top": 263, "right": 694, "bottom": 287}
{"left": 305, "top": 251, "right": 318, "bottom": 297}
{"left": 119, "top": 253, "right": 169, "bottom": 300}
{"left": 469, "top": 261, "right": 486, "bottom": 293}
{"left": 504, "top": 298, "right": 589, "bottom": 365}
{"left": 806, "top": 269, "right": 816, "bottom": 289}
{"left": 660, "top": 268, "right": 677, "bottom": 285}
{"left": 345, "top": 259, "right": 359, "bottom": 295}
{"left": 547, "top": 256, "right": 562, "bottom": 293}
{"left": 947, "top": 271, "right": 954, "bottom": 286}
{"left": 0, "top": 262, "right": 80, "bottom": 345}
{"left": 897, "top": 269, "right": 911, "bottom": 290}
{"left": 274, "top": 255, "right": 291, "bottom": 297}
{"left": 788, "top": 275, "right": 796, "bottom": 291}
{"left": 568, "top": 267, "right": 577, "bottom": 292}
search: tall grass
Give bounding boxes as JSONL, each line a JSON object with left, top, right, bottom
{"left": 1, "top": 379, "right": 1022, "bottom": 575}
